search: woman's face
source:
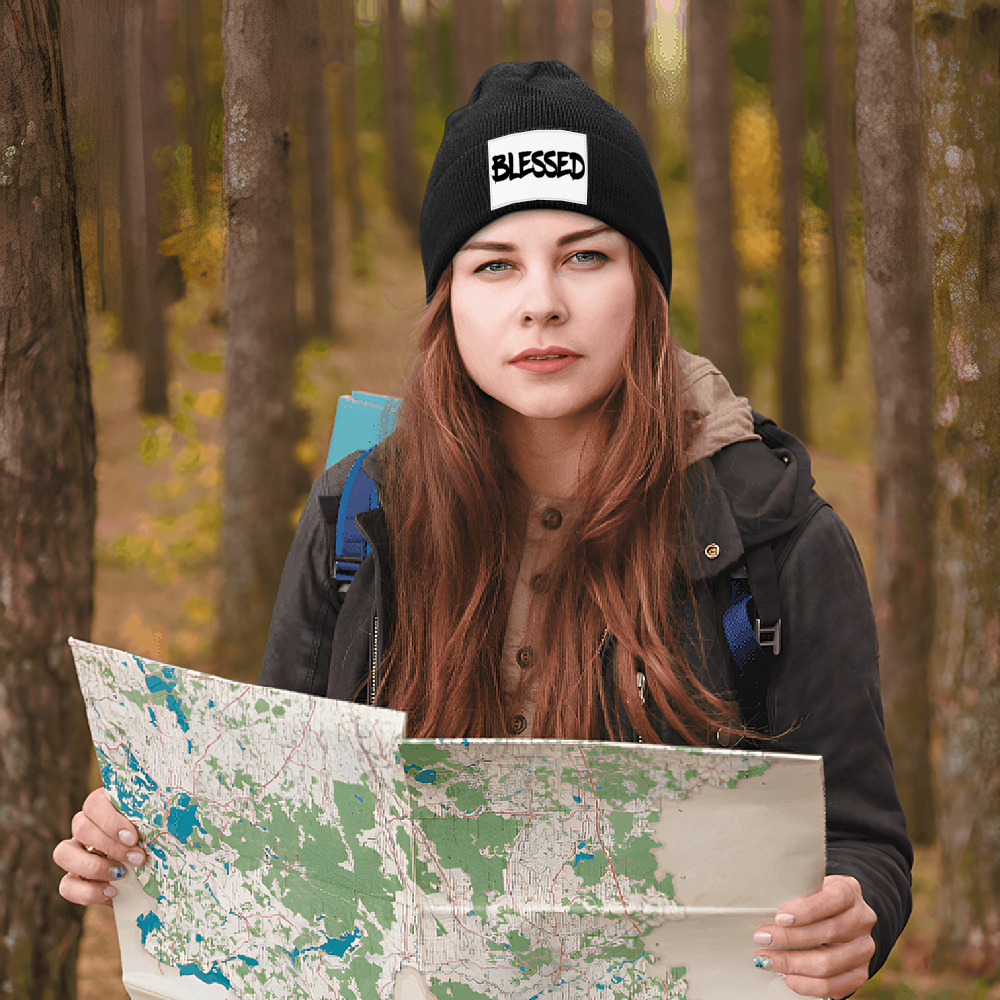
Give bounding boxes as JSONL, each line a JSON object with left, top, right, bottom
{"left": 450, "top": 210, "right": 635, "bottom": 426}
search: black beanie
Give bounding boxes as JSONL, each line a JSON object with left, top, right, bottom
{"left": 419, "top": 60, "right": 672, "bottom": 305}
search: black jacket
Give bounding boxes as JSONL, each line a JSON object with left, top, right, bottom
{"left": 260, "top": 418, "right": 913, "bottom": 977}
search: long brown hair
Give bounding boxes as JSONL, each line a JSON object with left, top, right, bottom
{"left": 380, "top": 239, "right": 735, "bottom": 743}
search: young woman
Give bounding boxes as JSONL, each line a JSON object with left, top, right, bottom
{"left": 55, "top": 61, "right": 912, "bottom": 998}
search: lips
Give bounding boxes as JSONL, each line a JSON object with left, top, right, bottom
{"left": 509, "top": 346, "right": 582, "bottom": 374}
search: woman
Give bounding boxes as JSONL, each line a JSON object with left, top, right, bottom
{"left": 55, "top": 61, "right": 912, "bottom": 998}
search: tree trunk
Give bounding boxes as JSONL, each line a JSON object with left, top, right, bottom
{"left": 299, "top": 0, "right": 335, "bottom": 340}
{"left": 184, "top": 0, "right": 208, "bottom": 219}
{"left": 140, "top": 0, "right": 169, "bottom": 414}
{"left": 218, "top": 0, "right": 310, "bottom": 680}
{"left": 381, "top": 0, "right": 421, "bottom": 234}
{"left": 916, "top": 2, "right": 1000, "bottom": 974}
{"left": 558, "top": 0, "right": 595, "bottom": 85}
{"left": 422, "top": 0, "right": 442, "bottom": 110}
{"left": 0, "top": 1, "right": 97, "bottom": 995}
{"left": 854, "top": 0, "right": 937, "bottom": 847}
{"left": 519, "top": 0, "right": 558, "bottom": 62}
{"left": 118, "top": 0, "right": 169, "bottom": 413}
{"left": 769, "top": 0, "right": 807, "bottom": 440}
{"left": 820, "top": 0, "right": 851, "bottom": 381}
{"left": 453, "top": 0, "right": 504, "bottom": 102}
{"left": 687, "top": 0, "right": 745, "bottom": 395}
{"left": 328, "top": 0, "right": 364, "bottom": 243}
{"left": 611, "top": 0, "right": 650, "bottom": 150}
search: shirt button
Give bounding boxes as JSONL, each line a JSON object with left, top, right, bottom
{"left": 511, "top": 714, "right": 527, "bottom": 734}
{"left": 515, "top": 646, "right": 533, "bottom": 669}
{"left": 529, "top": 572, "right": 548, "bottom": 594}
{"left": 541, "top": 507, "right": 562, "bottom": 530}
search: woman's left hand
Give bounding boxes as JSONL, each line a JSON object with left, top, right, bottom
{"left": 752, "top": 874, "right": 876, "bottom": 999}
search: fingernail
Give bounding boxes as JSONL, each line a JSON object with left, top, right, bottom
{"left": 118, "top": 830, "right": 137, "bottom": 846}
{"left": 777, "top": 974, "right": 786, "bottom": 980}
{"left": 103, "top": 885, "right": 118, "bottom": 898}
{"left": 753, "top": 931, "right": 772, "bottom": 945}
{"left": 109, "top": 865, "right": 125, "bottom": 879}
{"left": 775, "top": 912, "right": 795, "bottom": 926}
{"left": 753, "top": 956, "right": 773, "bottom": 971}
{"left": 126, "top": 851, "right": 145, "bottom": 867}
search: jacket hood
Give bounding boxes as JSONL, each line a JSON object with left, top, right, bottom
{"left": 676, "top": 347, "right": 759, "bottom": 467}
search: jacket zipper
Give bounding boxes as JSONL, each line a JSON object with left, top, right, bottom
{"left": 369, "top": 611, "right": 379, "bottom": 707}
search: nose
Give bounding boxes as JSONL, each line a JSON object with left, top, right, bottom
{"left": 519, "top": 267, "right": 567, "bottom": 328}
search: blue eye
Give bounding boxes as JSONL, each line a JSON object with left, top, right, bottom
{"left": 475, "top": 260, "right": 512, "bottom": 274}
{"left": 571, "top": 251, "right": 608, "bottom": 264}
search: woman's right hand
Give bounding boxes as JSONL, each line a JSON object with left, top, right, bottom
{"left": 52, "top": 787, "right": 146, "bottom": 906}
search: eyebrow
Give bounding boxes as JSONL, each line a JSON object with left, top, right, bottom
{"left": 457, "top": 224, "right": 615, "bottom": 254}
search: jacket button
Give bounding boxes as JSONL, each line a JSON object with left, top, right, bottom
{"left": 529, "top": 572, "right": 548, "bottom": 594}
{"left": 511, "top": 714, "right": 527, "bottom": 734}
{"left": 541, "top": 507, "right": 562, "bottom": 530}
{"left": 704, "top": 542, "right": 720, "bottom": 559}
{"left": 515, "top": 646, "right": 533, "bottom": 669}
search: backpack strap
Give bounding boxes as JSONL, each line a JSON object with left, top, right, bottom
{"left": 724, "top": 542, "right": 782, "bottom": 734}
{"left": 333, "top": 449, "right": 379, "bottom": 583}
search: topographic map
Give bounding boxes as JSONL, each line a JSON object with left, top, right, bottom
{"left": 70, "top": 639, "right": 824, "bottom": 1000}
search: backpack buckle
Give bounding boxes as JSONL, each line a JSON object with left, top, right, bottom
{"left": 754, "top": 618, "right": 781, "bottom": 655}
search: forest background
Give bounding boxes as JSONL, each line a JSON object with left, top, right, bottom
{"left": 0, "top": 0, "right": 997, "bottom": 997}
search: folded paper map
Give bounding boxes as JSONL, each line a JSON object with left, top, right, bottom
{"left": 70, "top": 638, "right": 824, "bottom": 1000}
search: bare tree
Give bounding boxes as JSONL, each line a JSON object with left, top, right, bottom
{"left": 299, "top": 0, "right": 335, "bottom": 340}
{"left": 769, "top": 0, "right": 807, "bottom": 440}
{"left": 916, "top": 3, "right": 1000, "bottom": 973}
{"left": 119, "top": 0, "right": 169, "bottom": 413}
{"left": 0, "top": 1, "right": 97, "bottom": 994}
{"left": 453, "top": 0, "right": 504, "bottom": 103}
{"left": 519, "top": 0, "right": 559, "bottom": 61}
{"left": 326, "top": 0, "right": 365, "bottom": 244}
{"left": 854, "top": 0, "right": 936, "bottom": 847}
{"left": 687, "top": 0, "right": 745, "bottom": 394}
{"left": 381, "top": 0, "right": 421, "bottom": 233}
{"left": 612, "top": 0, "right": 650, "bottom": 150}
{"left": 819, "top": 0, "right": 851, "bottom": 380}
{"left": 218, "top": 0, "right": 310, "bottom": 680}
{"left": 184, "top": 0, "right": 208, "bottom": 218}
{"left": 558, "top": 0, "right": 595, "bottom": 85}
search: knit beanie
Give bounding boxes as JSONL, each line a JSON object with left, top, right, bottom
{"left": 419, "top": 60, "right": 672, "bottom": 305}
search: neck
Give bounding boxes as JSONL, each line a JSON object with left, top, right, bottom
{"left": 499, "top": 409, "right": 603, "bottom": 497}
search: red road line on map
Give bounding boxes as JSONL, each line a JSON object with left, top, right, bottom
{"left": 577, "top": 745, "right": 640, "bottom": 934}
{"left": 258, "top": 702, "right": 318, "bottom": 794}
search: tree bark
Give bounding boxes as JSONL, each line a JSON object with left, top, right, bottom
{"left": 687, "top": 0, "right": 745, "bottom": 395}
{"left": 218, "top": 0, "right": 310, "bottom": 680}
{"left": 915, "top": 1, "right": 1000, "bottom": 974}
{"left": 381, "top": 0, "right": 421, "bottom": 234}
{"left": 611, "top": 0, "right": 650, "bottom": 151}
{"left": 558, "top": 0, "right": 595, "bottom": 85}
{"left": 854, "top": 0, "right": 937, "bottom": 847}
{"left": 769, "top": 0, "right": 807, "bottom": 440}
{"left": 820, "top": 0, "right": 851, "bottom": 380}
{"left": 0, "top": 1, "right": 97, "bottom": 995}
{"left": 299, "top": 0, "right": 335, "bottom": 340}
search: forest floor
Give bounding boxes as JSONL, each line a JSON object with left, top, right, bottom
{"left": 74, "top": 205, "right": 996, "bottom": 1000}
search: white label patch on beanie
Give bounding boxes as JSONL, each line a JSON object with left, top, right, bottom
{"left": 487, "top": 129, "right": 588, "bottom": 211}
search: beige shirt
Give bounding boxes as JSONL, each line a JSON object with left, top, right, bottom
{"left": 497, "top": 348, "right": 759, "bottom": 738}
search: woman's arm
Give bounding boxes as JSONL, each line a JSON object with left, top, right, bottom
{"left": 755, "top": 503, "right": 913, "bottom": 994}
